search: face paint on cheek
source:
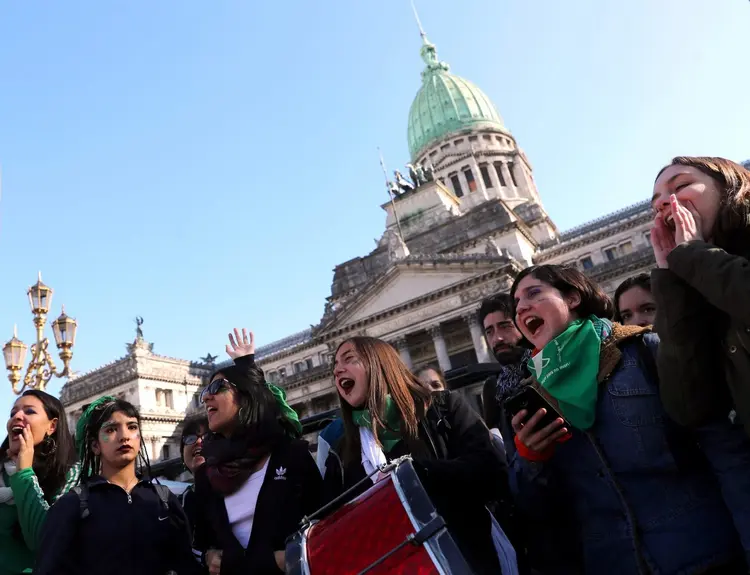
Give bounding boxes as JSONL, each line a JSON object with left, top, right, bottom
{"left": 99, "top": 433, "right": 111, "bottom": 443}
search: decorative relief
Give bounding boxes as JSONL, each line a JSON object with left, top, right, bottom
{"left": 366, "top": 295, "right": 463, "bottom": 339}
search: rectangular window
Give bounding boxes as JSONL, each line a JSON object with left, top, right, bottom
{"left": 619, "top": 241, "right": 633, "bottom": 255}
{"left": 279, "top": 367, "right": 287, "bottom": 379}
{"left": 604, "top": 247, "right": 617, "bottom": 261}
{"left": 429, "top": 150, "right": 438, "bottom": 158}
{"left": 161, "top": 444, "right": 170, "bottom": 460}
{"left": 464, "top": 168, "right": 478, "bottom": 192}
{"left": 305, "top": 358, "right": 313, "bottom": 370}
{"left": 483, "top": 135, "right": 492, "bottom": 141}
{"left": 480, "top": 165, "right": 493, "bottom": 188}
{"left": 507, "top": 161, "right": 518, "bottom": 186}
{"left": 580, "top": 256, "right": 594, "bottom": 270}
{"left": 493, "top": 163, "right": 506, "bottom": 186}
{"left": 440, "top": 144, "right": 450, "bottom": 152}
{"left": 155, "top": 389, "right": 164, "bottom": 406}
{"left": 450, "top": 174, "right": 464, "bottom": 197}
{"left": 454, "top": 138, "right": 464, "bottom": 146}
{"left": 165, "top": 390, "right": 173, "bottom": 409}
{"left": 468, "top": 135, "right": 478, "bottom": 142}
{"left": 294, "top": 362, "right": 303, "bottom": 374}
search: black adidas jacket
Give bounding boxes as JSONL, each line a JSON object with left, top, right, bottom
{"left": 193, "top": 438, "right": 322, "bottom": 575}
{"left": 34, "top": 476, "right": 200, "bottom": 575}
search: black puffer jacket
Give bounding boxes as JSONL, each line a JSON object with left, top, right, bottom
{"left": 323, "top": 391, "right": 509, "bottom": 575}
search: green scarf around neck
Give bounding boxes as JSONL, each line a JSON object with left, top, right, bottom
{"left": 527, "top": 316, "right": 611, "bottom": 430}
{"left": 351, "top": 396, "right": 402, "bottom": 453}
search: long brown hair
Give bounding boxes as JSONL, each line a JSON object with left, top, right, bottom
{"left": 657, "top": 156, "right": 750, "bottom": 251}
{"left": 335, "top": 336, "right": 432, "bottom": 465}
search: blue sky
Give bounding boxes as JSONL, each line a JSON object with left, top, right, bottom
{"left": 1, "top": 0, "right": 749, "bottom": 420}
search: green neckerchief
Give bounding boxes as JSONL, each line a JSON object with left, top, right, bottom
{"left": 265, "top": 383, "right": 302, "bottom": 435}
{"left": 351, "top": 396, "right": 402, "bottom": 453}
{"left": 527, "top": 316, "right": 611, "bottom": 430}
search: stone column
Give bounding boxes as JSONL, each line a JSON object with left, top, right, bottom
{"left": 500, "top": 161, "right": 515, "bottom": 194}
{"left": 428, "top": 325, "right": 452, "bottom": 372}
{"left": 486, "top": 161, "right": 502, "bottom": 197}
{"left": 463, "top": 313, "right": 491, "bottom": 363}
{"left": 469, "top": 158, "right": 491, "bottom": 201}
{"left": 394, "top": 336, "right": 413, "bottom": 369}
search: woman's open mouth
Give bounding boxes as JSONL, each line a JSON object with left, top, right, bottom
{"left": 523, "top": 316, "right": 545, "bottom": 338}
{"left": 206, "top": 406, "right": 218, "bottom": 419}
{"left": 10, "top": 426, "right": 25, "bottom": 437}
{"left": 192, "top": 446, "right": 203, "bottom": 457}
{"left": 338, "top": 378, "right": 355, "bottom": 395}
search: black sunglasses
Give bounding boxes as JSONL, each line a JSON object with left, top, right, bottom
{"left": 199, "top": 378, "right": 235, "bottom": 403}
{"left": 183, "top": 432, "right": 207, "bottom": 446}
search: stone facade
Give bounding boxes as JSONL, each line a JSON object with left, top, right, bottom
{"left": 59, "top": 26, "right": 661, "bottom": 452}
{"left": 60, "top": 336, "right": 211, "bottom": 463}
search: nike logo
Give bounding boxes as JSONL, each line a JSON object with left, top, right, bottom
{"left": 158, "top": 516, "right": 169, "bottom": 521}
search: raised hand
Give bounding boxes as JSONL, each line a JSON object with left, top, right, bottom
{"left": 651, "top": 212, "right": 677, "bottom": 269}
{"left": 11, "top": 427, "right": 35, "bottom": 471}
{"left": 671, "top": 195, "right": 704, "bottom": 244}
{"left": 226, "top": 328, "right": 255, "bottom": 359}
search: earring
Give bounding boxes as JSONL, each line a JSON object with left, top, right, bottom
{"left": 39, "top": 434, "right": 57, "bottom": 457}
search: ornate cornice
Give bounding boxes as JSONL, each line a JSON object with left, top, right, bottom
{"left": 536, "top": 210, "right": 651, "bottom": 262}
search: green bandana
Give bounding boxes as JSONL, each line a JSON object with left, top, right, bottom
{"left": 527, "top": 317, "right": 611, "bottom": 430}
{"left": 75, "top": 395, "right": 117, "bottom": 458}
{"left": 265, "top": 383, "right": 302, "bottom": 435}
{"left": 352, "top": 396, "right": 402, "bottom": 453}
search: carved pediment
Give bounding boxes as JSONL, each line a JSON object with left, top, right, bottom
{"left": 322, "top": 258, "right": 506, "bottom": 333}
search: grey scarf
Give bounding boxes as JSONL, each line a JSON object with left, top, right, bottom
{"left": 494, "top": 349, "right": 532, "bottom": 403}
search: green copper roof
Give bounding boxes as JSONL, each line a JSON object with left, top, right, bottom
{"left": 407, "top": 35, "right": 505, "bottom": 161}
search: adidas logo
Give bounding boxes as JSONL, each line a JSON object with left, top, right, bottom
{"left": 274, "top": 466, "right": 287, "bottom": 481}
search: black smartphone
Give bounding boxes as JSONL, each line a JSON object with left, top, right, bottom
{"left": 503, "top": 386, "right": 568, "bottom": 430}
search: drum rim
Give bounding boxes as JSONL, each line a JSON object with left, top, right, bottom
{"left": 391, "top": 462, "right": 447, "bottom": 575}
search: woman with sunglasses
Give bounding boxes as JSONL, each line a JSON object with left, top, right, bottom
{"left": 194, "top": 329, "right": 322, "bottom": 575}
{"left": 179, "top": 414, "right": 209, "bottom": 566}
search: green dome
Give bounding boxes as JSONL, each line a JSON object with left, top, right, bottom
{"left": 407, "top": 37, "right": 505, "bottom": 161}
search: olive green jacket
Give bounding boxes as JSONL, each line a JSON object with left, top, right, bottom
{"left": 652, "top": 239, "right": 750, "bottom": 437}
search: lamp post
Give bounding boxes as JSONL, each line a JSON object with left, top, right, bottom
{"left": 3, "top": 273, "right": 77, "bottom": 394}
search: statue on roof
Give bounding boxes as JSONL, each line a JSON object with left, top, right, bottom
{"left": 424, "top": 163, "right": 435, "bottom": 181}
{"left": 200, "top": 353, "right": 219, "bottom": 366}
{"left": 394, "top": 170, "right": 414, "bottom": 194}
{"left": 135, "top": 316, "right": 144, "bottom": 339}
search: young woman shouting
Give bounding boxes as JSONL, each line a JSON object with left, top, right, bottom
{"left": 35, "top": 397, "right": 199, "bottom": 575}
{"left": 0, "top": 390, "right": 78, "bottom": 575}
{"left": 322, "top": 336, "right": 510, "bottom": 575}
{"left": 194, "top": 329, "right": 321, "bottom": 575}
{"left": 650, "top": 156, "right": 750, "bottom": 435}
{"left": 509, "top": 264, "right": 747, "bottom": 574}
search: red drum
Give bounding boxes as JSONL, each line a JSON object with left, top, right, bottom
{"left": 286, "top": 457, "right": 471, "bottom": 575}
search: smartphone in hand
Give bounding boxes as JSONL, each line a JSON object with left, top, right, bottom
{"left": 503, "top": 386, "right": 568, "bottom": 430}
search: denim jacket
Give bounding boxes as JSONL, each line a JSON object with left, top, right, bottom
{"left": 511, "top": 330, "right": 747, "bottom": 575}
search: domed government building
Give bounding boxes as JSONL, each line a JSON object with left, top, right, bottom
{"left": 61, "top": 26, "right": 661, "bottom": 466}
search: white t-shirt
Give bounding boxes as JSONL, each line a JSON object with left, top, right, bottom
{"left": 224, "top": 458, "right": 270, "bottom": 548}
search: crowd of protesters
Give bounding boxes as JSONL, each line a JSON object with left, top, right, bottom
{"left": 1, "top": 155, "right": 749, "bottom": 574}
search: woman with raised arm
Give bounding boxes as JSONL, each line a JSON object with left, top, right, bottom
{"left": 0, "top": 390, "right": 78, "bottom": 575}
{"left": 322, "top": 336, "right": 511, "bottom": 575}
{"left": 35, "top": 398, "right": 199, "bottom": 575}
{"left": 194, "top": 329, "right": 321, "bottom": 575}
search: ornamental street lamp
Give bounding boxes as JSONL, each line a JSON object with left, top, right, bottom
{"left": 3, "top": 273, "right": 77, "bottom": 394}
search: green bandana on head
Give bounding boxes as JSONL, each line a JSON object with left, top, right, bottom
{"left": 527, "top": 317, "right": 611, "bottom": 430}
{"left": 352, "top": 396, "right": 402, "bottom": 453}
{"left": 75, "top": 396, "right": 117, "bottom": 458}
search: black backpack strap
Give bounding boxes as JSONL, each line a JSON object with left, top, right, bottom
{"left": 154, "top": 483, "right": 171, "bottom": 511}
{"left": 72, "top": 485, "right": 90, "bottom": 519}
{"left": 423, "top": 390, "right": 453, "bottom": 460}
